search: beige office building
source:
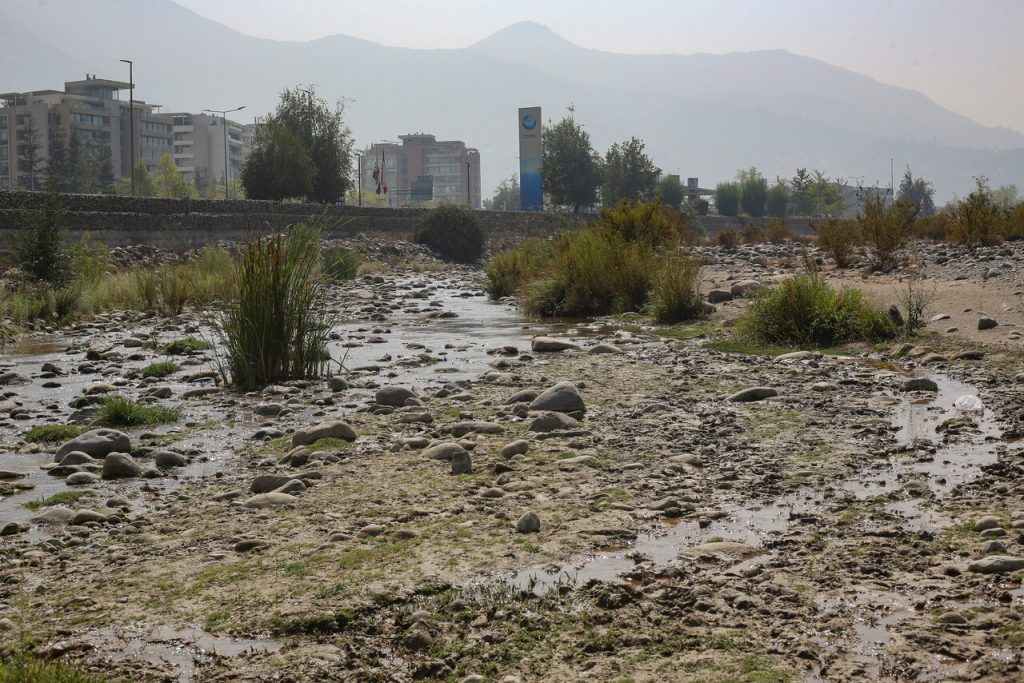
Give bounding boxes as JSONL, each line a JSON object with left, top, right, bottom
{"left": 169, "top": 112, "right": 251, "bottom": 191}
{"left": 360, "top": 133, "right": 481, "bottom": 208}
{"left": 0, "top": 75, "right": 172, "bottom": 190}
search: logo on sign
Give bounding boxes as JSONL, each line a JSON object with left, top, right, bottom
{"left": 521, "top": 114, "right": 537, "bottom": 131}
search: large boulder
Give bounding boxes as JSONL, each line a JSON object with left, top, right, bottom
{"left": 529, "top": 382, "right": 585, "bottom": 413}
{"left": 291, "top": 420, "right": 356, "bottom": 447}
{"left": 56, "top": 429, "right": 131, "bottom": 460}
{"left": 375, "top": 386, "right": 418, "bottom": 407}
{"left": 422, "top": 442, "right": 467, "bottom": 461}
{"left": 101, "top": 452, "right": 142, "bottom": 479}
{"left": 528, "top": 412, "right": 579, "bottom": 433}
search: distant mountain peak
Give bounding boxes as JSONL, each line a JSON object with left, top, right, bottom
{"left": 472, "top": 21, "right": 575, "bottom": 50}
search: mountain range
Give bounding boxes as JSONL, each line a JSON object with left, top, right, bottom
{"left": 2, "top": 0, "right": 1021, "bottom": 202}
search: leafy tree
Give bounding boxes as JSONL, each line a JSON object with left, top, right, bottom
{"left": 541, "top": 116, "right": 602, "bottom": 213}
{"left": 489, "top": 174, "right": 520, "bottom": 211}
{"left": 789, "top": 168, "right": 814, "bottom": 216}
{"left": 896, "top": 169, "right": 936, "bottom": 217}
{"left": 656, "top": 174, "right": 685, "bottom": 209}
{"left": 114, "top": 161, "right": 159, "bottom": 197}
{"left": 737, "top": 167, "right": 767, "bottom": 217}
{"left": 242, "top": 124, "right": 316, "bottom": 201}
{"left": 413, "top": 204, "right": 484, "bottom": 263}
{"left": 991, "top": 183, "right": 1019, "bottom": 209}
{"left": 948, "top": 177, "right": 1004, "bottom": 246}
{"left": 766, "top": 183, "right": 789, "bottom": 218}
{"left": 15, "top": 176, "right": 72, "bottom": 284}
{"left": 155, "top": 154, "right": 196, "bottom": 199}
{"left": 601, "top": 137, "right": 660, "bottom": 205}
{"left": 809, "top": 170, "right": 847, "bottom": 216}
{"left": 268, "top": 85, "right": 353, "bottom": 203}
{"left": 715, "top": 182, "right": 740, "bottom": 216}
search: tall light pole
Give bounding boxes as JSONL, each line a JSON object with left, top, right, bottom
{"left": 203, "top": 106, "right": 245, "bottom": 200}
{"left": 119, "top": 59, "right": 134, "bottom": 196}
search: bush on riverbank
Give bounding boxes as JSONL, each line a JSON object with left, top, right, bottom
{"left": 413, "top": 204, "right": 484, "bottom": 263}
{"left": 739, "top": 265, "right": 895, "bottom": 346}
{"left": 211, "top": 223, "right": 334, "bottom": 390}
{"left": 486, "top": 200, "right": 706, "bottom": 321}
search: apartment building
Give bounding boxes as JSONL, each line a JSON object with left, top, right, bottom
{"left": 169, "top": 112, "right": 251, "bottom": 190}
{"left": 0, "top": 74, "right": 172, "bottom": 190}
{"left": 360, "top": 133, "right": 481, "bottom": 208}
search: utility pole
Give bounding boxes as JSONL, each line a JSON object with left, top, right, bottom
{"left": 203, "top": 106, "right": 246, "bottom": 199}
{"left": 299, "top": 86, "right": 314, "bottom": 150}
{"left": 120, "top": 59, "right": 134, "bottom": 195}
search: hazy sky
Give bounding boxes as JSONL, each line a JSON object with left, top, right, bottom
{"left": 172, "top": 0, "right": 1023, "bottom": 134}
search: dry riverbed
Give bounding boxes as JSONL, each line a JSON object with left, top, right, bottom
{"left": 1, "top": 240, "right": 1024, "bottom": 682}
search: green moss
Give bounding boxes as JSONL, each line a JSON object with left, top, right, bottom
{"left": 140, "top": 361, "right": 181, "bottom": 378}
{"left": 25, "top": 424, "right": 85, "bottom": 444}
{"left": 23, "top": 490, "right": 89, "bottom": 511}
{"left": 162, "top": 337, "right": 212, "bottom": 355}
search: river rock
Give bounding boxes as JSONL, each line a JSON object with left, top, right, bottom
{"left": 727, "top": 387, "right": 778, "bottom": 402}
{"left": 589, "top": 343, "right": 623, "bottom": 354}
{"left": 707, "top": 288, "right": 733, "bottom": 303}
{"left": 58, "top": 451, "right": 96, "bottom": 466}
{"left": 291, "top": 420, "right": 356, "bottom": 447}
{"left": 234, "top": 539, "right": 270, "bottom": 553}
{"left": 516, "top": 512, "right": 541, "bottom": 533}
{"left": 32, "top": 506, "right": 75, "bottom": 525}
{"left": 56, "top": 429, "right": 131, "bottom": 460}
{"left": 153, "top": 450, "right": 187, "bottom": 468}
{"left": 974, "top": 515, "right": 1003, "bottom": 531}
{"left": 500, "top": 440, "right": 529, "bottom": 457}
{"left": 528, "top": 412, "right": 579, "bottom": 433}
{"left": 504, "top": 389, "right": 539, "bottom": 404}
{"left": 451, "top": 450, "right": 472, "bottom": 475}
{"left": 376, "top": 385, "right": 418, "bottom": 407}
{"left": 0, "top": 372, "right": 30, "bottom": 386}
{"left": 977, "top": 316, "right": 998, "bottom": 330}
{"left": 254, "top": 403, "right": 285, "bottom": 416}
{"left": 102, "top": 452, "right": 141, "bottom": 479}
{"left": 244, "top": 492, "right": 297, "bottom": 508}
{"left": 967, "top": 555, "right": 1024, "bottom": 574}
{"left": 70, "top": 509, "right": 107, "bottom": 525}
{"left": 900, "top": 378, "right": 938, "bottom": 393}
{"left": 730, "top": 280, "right": 762, "bottom": 297}
{"left": 531, "top": 337, "right": 579, "bottom": 352}
{"left": 451, "top": 421, "right": 502, "bottom": 437}
{"left": 66, "top": 472, "right": 99, "bottom": 485}
{"left": 529, "top": 382, "right": 585, "bottom": 413}
{"left": 423, "top": 443, "right": 470, "bottom": 463}
{"left": 251, "top": 475, "right": 294, "bottom": 493}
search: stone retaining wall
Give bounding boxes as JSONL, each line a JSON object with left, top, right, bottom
{"left": 0, "top": 190, "right": 812, "bottom": 251}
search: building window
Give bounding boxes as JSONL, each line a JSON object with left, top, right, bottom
{"left": 141, "top": 121, "right": 170, "bottom": 134}
{"left": 141, "top": 135, "right": 171, "bottom": 148}
{"left": 70, "top": 112, "right": 109, "bottom": 126}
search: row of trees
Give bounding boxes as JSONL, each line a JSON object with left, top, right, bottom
{"left": 14, "top": 116, "right": 114, "bottom": 194}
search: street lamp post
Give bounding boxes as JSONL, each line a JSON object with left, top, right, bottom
{"left": 203, "top": 106, "right": 246, "bottom": 200}
{"left": 119, "top": 59, "right": 134, "bottom": 196}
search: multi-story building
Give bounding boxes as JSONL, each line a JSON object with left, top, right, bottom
{"left": 168, "top": 112, "right": 251, "bottom": 191}
{"left": 0, "top": 74, "right": 172, "bottom": 190}
{"left": 360, "top": 133, "right": 481, "bottom": 208}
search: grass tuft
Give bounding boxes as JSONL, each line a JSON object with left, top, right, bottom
{"left": 25, "top": 424, "right": 84, "bottom": 444}
{"left": 94, "top": 396, "right": 181, "bottom": 428}
{"left": 162, "top": 337, "right": 212, "bottom": 355}
{"left": 0, "top": 653, "right": 103, "bottom": 683}
{"left": 23, "top": 490, "right": 90, "bottom": 511}
{"left": 140, "top": 361, "right": 181, "bottom": 378}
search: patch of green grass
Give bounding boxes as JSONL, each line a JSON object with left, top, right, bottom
{"left": 707, "top": 536, "right": 725, "bottom": 544}
{"left": 306, "top": 437, "right": 352, "bottom": 451}
{"left": 162, "top": 337, "right": 212, "bottom": 355}
{"left": 202, "top": 610, "right": 232, "bottom": 633}
{"left": 322, "top": 247, "right": 360, "bottom": 282}
{"left": 283, "top": 562, "right": 312, "bottom": 578}
{"left": 416, "top": 353, "right": 440, "bottom": 364}
{"left": 314, "top": 582, "right": 350, "bottom": 599}
{"left": 655, "top": 323, "right": 716, "bottom": 339}
{"left": 140, "top": 361, "right": 181, "bottom": 378}
{"left": 23, "top": 490, "right": 89, "bottom": 511}
{"left": 0, "top": 653, "right": 104, "bottom": 683}
{"left": 94, "top": 396, "right": 181, "bottom": 428}
{"left": 268, "top": 610, "right": 354, "bottom": 635}
{"left": 24, "top": 424, "right": 85, "bottom": 444}
{"left": 707, "top": 339, "right": 799, "bottom": 357}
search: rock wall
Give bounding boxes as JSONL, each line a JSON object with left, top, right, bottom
{"left": 0, "top": 190, "right": 812, "bottom": 251}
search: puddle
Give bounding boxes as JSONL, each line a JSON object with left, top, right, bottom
{"left": 504, "top": 490, "right": 818, "bottom": 594}
{"left": 84, "top": 625, "right": 282, "bottom": 682}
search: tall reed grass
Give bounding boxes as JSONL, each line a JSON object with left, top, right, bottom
{"left": 210, "top": 223, "right": 334, "bottom": 390}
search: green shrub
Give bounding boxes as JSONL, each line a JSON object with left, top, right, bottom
{"left": 413, "top": 204, "right": 484, "bottom": 263}
{"left": 1004, "top": 202, "right": 1024, "bottom": 241}
{"left": 715, "top": 182, "right": 741, "bottom": 216}
{"left": 740, "top": 224, "right": 764, "bottom": 244}
{"left": 714, "top": 228, "right": 740, "bottom": 249}
{"left": 14, "top": 180, "right": 72, "bottom": 285}
{"left": 948, "top": 179, "right": 1004, "bottom": 246}
{"left": 141, "top": 361, "right": 181, "bottom": 378}
{"left": 813, "top": 219, "right": 859, "bottom": 268}
{"left": 484, "top": 238, "right": 553, "bottom": 300}
{"left": 0, "top": 652, "right": 103, "bottom": 683}
{"left": 650, "top": 256, "right": 706, "bottom": 324}
{"left": 857, "top": 193, "right": 916, "bottom": 271}
{"left": 322, "top": 247, "right": 360, "bottom": 281}
{"left": 94, "top": 396, "right": 181, "bottom": 427}
{"left": 913, "top": 213, "right": 951, "bottom": 241}
{"left": 211, "top": 223, "right": 334, "bottom": 390}
{"left": 25, "top": 424, "right": 85, "bottom": 444}
{"left": 162, "top": 337, "right": 212, "bottom": 355}
{"left": 596, "top": 199, "right": 679, "bottom": 248}
{"left": 739, "top": 270, "right": 895, "bottom": 347}
{"left": 763, "top": 219, "right": 794, "bottom": 243}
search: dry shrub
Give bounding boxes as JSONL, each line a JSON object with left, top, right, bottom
{"left": 813, "top": 219, "right": 859, "bottom": 268}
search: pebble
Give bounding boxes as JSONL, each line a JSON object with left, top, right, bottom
{"left": 727, "top": 387, "right": 778, "bottom": 402}
{"left": 516, "top": 512, "right": 541, "bottom": 533}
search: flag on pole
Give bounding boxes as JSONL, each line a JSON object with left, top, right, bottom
{"left": 373, "top": 156, "right": 381, "bottom": 195}
{"left": 382, "top": 148, "right": 388, "bottom": 194}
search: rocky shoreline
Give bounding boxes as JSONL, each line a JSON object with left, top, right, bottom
{"left": 1, "top": 240, "right": 1023, "bottom": 682}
